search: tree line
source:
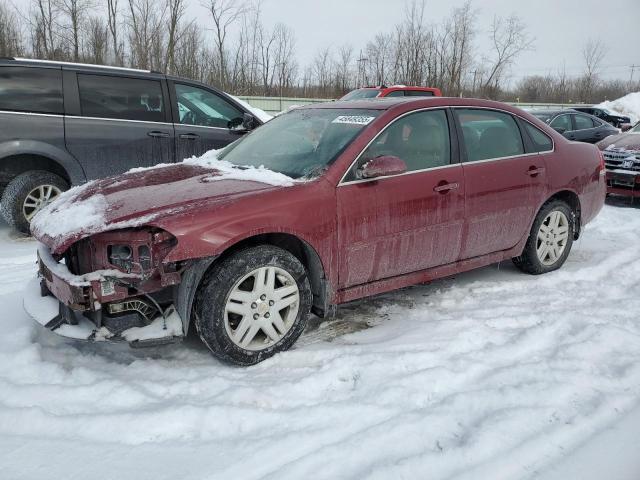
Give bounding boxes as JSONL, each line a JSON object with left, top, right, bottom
{"left": 0, "top": 0, "right": 636, "bottom": 103}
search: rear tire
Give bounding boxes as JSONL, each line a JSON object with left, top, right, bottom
{"left": 0, "top": 170, "right": 68, "bottom": 234}
{"left": 513, "top": 199, "right": 575, "bottom": 275}
{"left": 194, "top": 245, "right": 312, "bottom": 366}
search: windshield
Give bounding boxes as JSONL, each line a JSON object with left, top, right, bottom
{"left": 340, "top": 89, "right": 380, "bottom": 101}
{"left": 632, "top": 122, "right": 640, "bottom": 133}
{"left": 217, "top": 108, "right": 381, "bottom": 179}
{"left": 531, "top": 111, "right": 554, "bottom": 122}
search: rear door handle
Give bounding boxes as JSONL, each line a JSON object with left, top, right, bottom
{"left": 148, "top": 131, "right": 170, "bottom": 138}
{"left": 179, "top": 133, "right": 200, "bottom": 140}
{"left": 527, "top": 166, "right": 546, "bottom": 177}
{"left": 433, "top": 181, "right": 459, "bottom": 193}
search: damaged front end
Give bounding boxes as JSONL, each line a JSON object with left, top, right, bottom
{"left": 24, "top": 228, "right": 197, "bottom": 346}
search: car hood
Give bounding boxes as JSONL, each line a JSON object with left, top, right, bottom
{"left": 32, "top": 163, "right": 285, "bottom": 253}
{"left": 597, "top": 132, "right": 640, "bottom": 152}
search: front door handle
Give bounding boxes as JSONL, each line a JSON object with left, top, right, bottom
{"left": 433, "top": 181, "right": 459, "bottom": 193}
{"left": 179, "top": 133, "right": 200, "bottom": 140}
{"left": 526, "top": 166, "right": 546, "bottom": 177}
{"left": 147, "top": 131, "right": 170, "bottom": 138}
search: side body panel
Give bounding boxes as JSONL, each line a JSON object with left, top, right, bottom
{"left": 336, "top": 166, "right": 465, "bottom": 288}
{"left": 459, "top": 154, "right": 548, "bottom": 259}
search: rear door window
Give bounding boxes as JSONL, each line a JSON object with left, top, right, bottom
{"left": 385, "top": 90, "right": 405, "bottom": 98}
{"left": 574, "top": 114, "right": 595, "bottom": 130}
{"left": 77, "top": 74, "right": 165, "bottom": 122}
{"left": 455, "top": 109, "right": 525, "bottom": 162}
{"left": 549, "top": 114, "right": 572, "bottom": 132}
{"left": 0, "top": 66, "right": 63, "bottom": 114}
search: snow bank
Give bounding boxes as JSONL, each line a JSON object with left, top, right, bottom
{"left": 3, "top": 204, "right": 640, "bottom": 479}
{"left": 595, "top": 92, "right": 640, "bottom": 124}
{"left": 229, "top": 95, "right": 273, "bottom": 123}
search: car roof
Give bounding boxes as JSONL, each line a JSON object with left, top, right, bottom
{"left": 301, "top": 96, "right": 534, "bottom": 113}
{"left": 1, "top": 57, "right": 158, "bottom": 75}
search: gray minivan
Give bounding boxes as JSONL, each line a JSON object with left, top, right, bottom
{"left": 0, "top": 58, "right": 263, "bottom": 233}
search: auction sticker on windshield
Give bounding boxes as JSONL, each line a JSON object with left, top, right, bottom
{"left": 332, "top": 115, "right": 376, "bottom": 125}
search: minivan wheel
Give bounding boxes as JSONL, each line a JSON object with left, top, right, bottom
{"left": 194, "top": 245, "right": 312, "bottom": 366}
{"left": 0, "top": 170, "right": 68, "bottom": 234}
{"left": 512, "top": 199, "right": 575, "bottom": 275}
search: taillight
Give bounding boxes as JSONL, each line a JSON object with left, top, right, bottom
{"left": 597, "top": 149, "right": 605, "bottom": 173}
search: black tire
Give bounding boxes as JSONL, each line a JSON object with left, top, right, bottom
{"left": 513, "top": 199, "right": 575, "bottom": 275}
{"left": 194, "top": 245, "right": 312, "bottom": 366}
{"left": 0, "top": 170, "right": 69, "bottom": 234}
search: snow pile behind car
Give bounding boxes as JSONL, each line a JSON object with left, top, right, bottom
{"left": 595, "top": 92, "right": 640, "bottom": 124}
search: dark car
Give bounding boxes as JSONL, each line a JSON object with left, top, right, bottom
{"left": 25, "top": 97, "right": 606, "bottom": 366}
{"left": 596, "top": 122, "right": 640, "bottom": 198}
{"left": 530, "top": 109, "right": 619, "bottom": 144}
{"left": 0, "top": 57, "right": 264, "bottom": 233}
{"left": 572, "top": 106, "right": 631, "bottom": 129}
{"left": 340, "top": 85, "right": 442, "bottom": 101}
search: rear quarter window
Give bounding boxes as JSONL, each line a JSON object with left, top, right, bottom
{"left": 522, "top": 122, "right": 553, "bottom": 153}
{"left": 405, "top": 90, "right": 435, "bottom": 97}
{"left": 0, "top": 66, "right": 63, "bottom": 114}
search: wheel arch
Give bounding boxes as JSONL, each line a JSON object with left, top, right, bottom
{"left": 0, "top": 141, "right": 86, "bottom": 187}
{"left": 177, "top": 231, "right": 332, "bottom": 336}
{"left": 544, "top": 189, "right": 582, "bottom": 239}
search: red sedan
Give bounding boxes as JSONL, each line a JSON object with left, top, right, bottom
{"left": 25, "top": 97, "right": 606, "bottom": 365}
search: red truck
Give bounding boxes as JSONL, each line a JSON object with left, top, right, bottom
{"left": 25, "top": 97, "right": 606, "bottom": 365}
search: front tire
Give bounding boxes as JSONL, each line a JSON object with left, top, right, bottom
{"left": 513, "top": 200, "right": 575, "bottom": 275}
{"left": 0, "top": 170, "right": 68, "bottom": 234}
{"left": 194, "top": 245, "right": 312, "bottom": 366}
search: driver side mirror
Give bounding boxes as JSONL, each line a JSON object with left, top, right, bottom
{"left": 228, "top": 113, "right": 256, "bottom": 132}
{"left": 243, "top": 112, "right": 256, "bottom": 130}
{"left": 357, "top": 155, "right": 407, "bottom": 180}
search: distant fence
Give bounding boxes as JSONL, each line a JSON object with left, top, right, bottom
{"left": 236, "top": 95, "right": 592, "bottom": 115}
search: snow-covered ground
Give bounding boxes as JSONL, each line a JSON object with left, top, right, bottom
{"left": 1, "top": 201, "right": 640, "bottom": 480}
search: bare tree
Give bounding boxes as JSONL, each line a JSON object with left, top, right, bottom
{"left": 579, "top": 37, "right": 606, "bottom": 100}
{"left": 84, "top": 15, "right": 107, "bottom": 63}
{"left": 206, "top": 0, "right": 248, "bottom": 89}
{"left": 0, "top": 2, "right": 24, "bottom": 56}
{"left": 334, "top": 44, "right": 353, "bottom": 94}
{"left": 107, "top": 0, "right": 123, "bottom": 65}
{"left": 53, "top": 0, "right": 95, "bottom": 61}
{"left": 165, "top": 0, "right": 187, "bottom": 74}
{"left": 480, "top": 14, "right": 534, "bottom": 97}
{"left": 125, "top": 0, "right": 167, "bottom": 70}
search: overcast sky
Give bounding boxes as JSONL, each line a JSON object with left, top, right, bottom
{"left": 9, "top": 0, "right": 640, "bottom": 83}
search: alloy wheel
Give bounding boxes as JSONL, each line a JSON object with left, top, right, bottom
{"left": 224, "top": 266, "right": 300, "bottom": 351}
{"left": 22, "top": 184, "right": 62, "bottom": 221}
{"left": 536, "top": 210, "right": 570, "bottom": 266}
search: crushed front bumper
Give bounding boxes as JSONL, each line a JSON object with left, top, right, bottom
{"left": 23, "top": 244, "right": 184, "bottom": 346}
{"left": 606, "top": 169, "right": 640, "bottom": 197}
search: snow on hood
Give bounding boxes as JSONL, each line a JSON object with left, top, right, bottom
{"left": 229, "top": 95, "right": 273, "bottom": 123}
{"left": 595, "top": 92, "right": 640, "bottom": 124}
{"left": 183, "top": 149, "right": 295, "bottom": 186}
{"left": 31, "top": 148, "right": 295, "bottom": 249}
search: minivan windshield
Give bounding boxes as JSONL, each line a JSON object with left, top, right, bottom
{"left": 217, "top": 108, "right": 380, "bottom": 179}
